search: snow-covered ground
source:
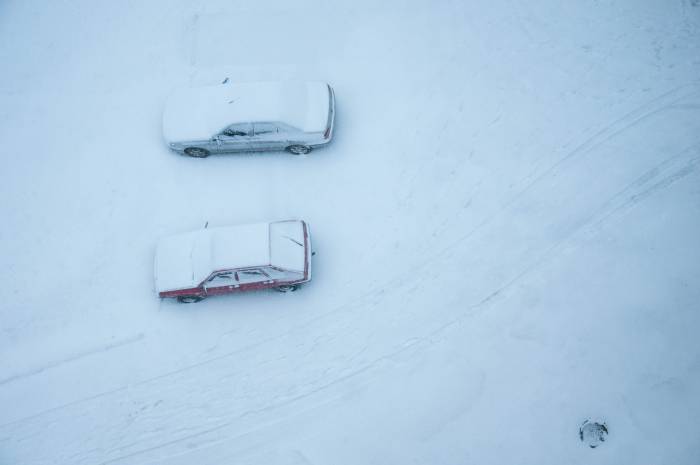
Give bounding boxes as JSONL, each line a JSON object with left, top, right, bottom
{"left": 1, "top": 1, "right": 700, "bottom": 463}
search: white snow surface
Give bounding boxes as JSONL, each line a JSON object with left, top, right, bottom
{"left": 162, "top": 81, "right": 330, "bottom": 142}
{"left": 2, "top": 1, "right": 700, "bottom": 464}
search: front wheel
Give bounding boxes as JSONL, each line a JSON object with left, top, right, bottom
{"left": 184, "top": 147, "right": 210, "bottom": 158}
{"left": 177, "top": 295, "right": 204, "bottom": 303}
{"left": 286, "top": 145, "right": 312, "bottom": 155}
{"left": 275, "top": 284, "right": 299, "bottom": 293}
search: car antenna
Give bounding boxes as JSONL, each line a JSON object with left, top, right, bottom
{"left": 204, "top": 221, "right": 209, "bottom": 229}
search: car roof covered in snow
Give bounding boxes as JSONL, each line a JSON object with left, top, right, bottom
{"left": 162, "top": 81, "right": 330, "bottom": 143}
{"left": 154, "top": 220, "right": 307, "bottom": 292}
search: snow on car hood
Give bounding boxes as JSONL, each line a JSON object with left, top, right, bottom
{"left": 162, "top": 81, "right": 330, "bottom": 143}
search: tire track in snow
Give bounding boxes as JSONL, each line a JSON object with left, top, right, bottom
{"left": 396, "top": 84, "right": 700, "bottom": 278}
{"left": 347, "top": 84, "right": 700, "bottom": 312}
{"left": 580, "top": 149, "right": 700, "bottom": 237}
{"left": 442, "top": 85, "right": 700, "bottom": 242}
{"left": 469, "top": 146, "right": 700, "bottom": 310}
{"left": 0, "top": 333, "right": 145, "bottom": 387}
{"left": 515, "top": 85, "right": 700, "bottom": 194}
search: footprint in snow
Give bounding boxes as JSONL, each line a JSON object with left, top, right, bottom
{"left": 579, "top": 419, "right": 608, "bottom": 448}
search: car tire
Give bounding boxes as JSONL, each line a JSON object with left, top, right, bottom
{"left": 184, "top": 147, "right": 210, "bottom": 158}
{"left": 275, "top": 284, "right": 299, "bottom": 293}
{"left": 286, "top": 145, "right": 312, "bottom": 155}
{"left": 177, "top": 295, "right": 204, "bottom": 303}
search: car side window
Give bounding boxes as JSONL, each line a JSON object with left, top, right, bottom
{"left": 220, "top": 123, "right": 252, "bottom": 137}
{"left": 237, "top": 269, "right": 269, "bottom": 283}
{"left": 253, "top": 123, "right": 278, "bottom": 136}
{"left": 206, "top": 271, "right": 235, "bottom": 286}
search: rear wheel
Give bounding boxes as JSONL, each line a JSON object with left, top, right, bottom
{"left": 184, "top": 147, "right": 210, "bottom": 158}
{"left": 275, "top": 284, "right": 299, "bottom": 293}
{"left": 286, "top": 145, "right": 312, "bottom": 155}
{"left": 177, "top": 295, "right": 204, "bottom": 303}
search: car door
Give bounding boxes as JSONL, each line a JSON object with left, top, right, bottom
{"left": 203, "top": 271, "right": 238, "bottom": 295}
{"left": 276, "top": 122, "right": 306, "bottom": 147}
{"left": 217, "top": 123, "right": 253, "bottom": 153}
{"left": 250, "top": 122, "right": 287, "bottom": 152}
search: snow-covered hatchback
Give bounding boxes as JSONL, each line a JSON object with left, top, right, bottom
{"left": 155, "top": 220, "right": 311, "bottom": 303}
{"left": 163, "top": 81, "right": 335, "bottom": 157}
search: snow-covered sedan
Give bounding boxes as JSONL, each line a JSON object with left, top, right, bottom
{"left": 155, "top": 220, "right": 311, "bottom": 303}
{"left": 163, "top": 81, "right": 335, "bottom": 157}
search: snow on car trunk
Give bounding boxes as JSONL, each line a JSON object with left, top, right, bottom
{"left": 154, "top": 230, "right": 212, "bottom": 293}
